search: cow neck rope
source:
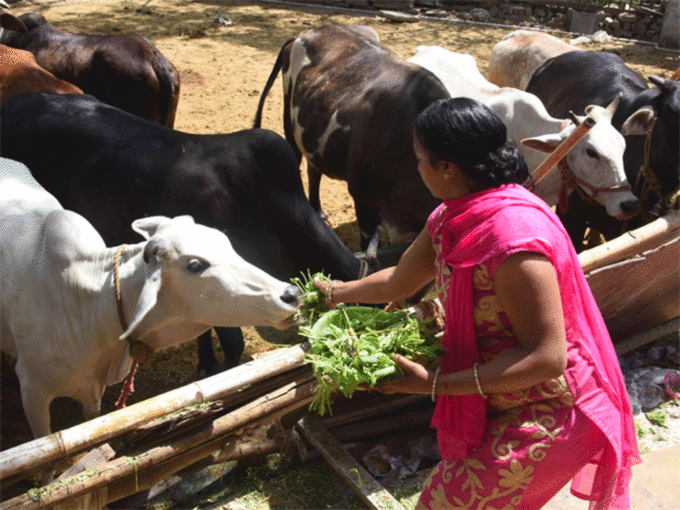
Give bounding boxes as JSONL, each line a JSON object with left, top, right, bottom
{"left": 634, "top": 126, "right": 680, "bottom": 219}
{"left": 113, "top": 244, "right": 154, "bottom": 409}
{"left": 557, "top": 159, "right": 633, "bottom": 214}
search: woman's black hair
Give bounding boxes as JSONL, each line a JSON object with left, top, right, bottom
{"left": 414, "top": 97, "right": 529, "bottom": 189}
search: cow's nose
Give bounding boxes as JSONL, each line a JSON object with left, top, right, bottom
{"left": 620, "top": 198, "right": 641, "bottom": 218}
{"left": 281, "top": 284, "right": 301, "bottom": 305}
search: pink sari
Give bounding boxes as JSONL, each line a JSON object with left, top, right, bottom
{"left": 426, "top": 184, "right": 640, "bottom": 507}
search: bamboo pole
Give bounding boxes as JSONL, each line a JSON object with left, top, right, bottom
{"left": 578, "top": 210, "right": 680, "bottom": 273}
{"left": 0, "top": 376, "right": 318, "bottom": 510}
{"left": 108, "top": 436, "right": 297, "bottom": 509}
{"left": 0, "top": 343, "right": 308, "bottom": 482}
{"left": 529, "top": 115, "right": 596, "bottom": 186}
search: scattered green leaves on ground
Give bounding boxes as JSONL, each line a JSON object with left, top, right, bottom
{"left": 645, "top": 408, "right": 668, "bottom": 428}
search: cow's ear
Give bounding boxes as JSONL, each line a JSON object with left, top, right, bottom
{"left": 119, "top": 263, "right": 161, "bottom": 341}
{"left": 621, "top": 106, "right": 656, "bottom": 136}
{"left": 0, "top": 13, "right": 27, "bottom": 33}
{"left": 521, "top": 134, "right": 560, "bottom": 154}
{"left": 132, "top": 216, "right": 173, "bottom": 240}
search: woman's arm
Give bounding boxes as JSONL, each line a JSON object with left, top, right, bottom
{"left": 315, "top": 227, "right": 437, "bottom": 305}
{"left": 375, "top": 251, "right": 569, "bottom": 396}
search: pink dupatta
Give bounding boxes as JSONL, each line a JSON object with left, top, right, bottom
{"left": 427, "top": 184, "right": 640, "bottom": 506}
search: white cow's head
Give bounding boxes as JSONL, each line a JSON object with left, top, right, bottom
{"left": 522, "top": 98, "right": 640, "bottom": 220}
{"left": 120, "top": 216, "right": 300, "bottom": 343}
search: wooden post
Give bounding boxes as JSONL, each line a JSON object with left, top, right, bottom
{"left": 297, "top": 416, "right": 406, "bottom": 510}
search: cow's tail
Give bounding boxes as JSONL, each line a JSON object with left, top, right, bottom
{"left": 254, "top": 37, "right": 295, "bottom": 129}
{"left": 156, "top": 59, "right": 180, "bottom": 128}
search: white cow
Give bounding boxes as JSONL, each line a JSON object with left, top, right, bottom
{"left": 408, "top": 46, "right": 640, "bottom": 221}
{"left": 487, "top": 30, "right": 581, "bottom": 90}
{"left": 0, "top": 157, "right": 301, "bottom": 443}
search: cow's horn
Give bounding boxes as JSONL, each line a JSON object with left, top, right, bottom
{"left": 605, "top": 94, "right": 621, "bottom": 117}
{"left": 568, "top": 111, "right": 583, "bottom": 125}
{"left": 648, "top": 75, "right": 668, "bottom": 89}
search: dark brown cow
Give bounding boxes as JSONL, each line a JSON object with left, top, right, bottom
{"left": 0, "top": 44, "right": 83, "bottom": 102}
{"left": 254, "top": 25, "right": 450, "bottom": 249}
{"left": 0, "top": 12, "right": 180, "bottom": 127}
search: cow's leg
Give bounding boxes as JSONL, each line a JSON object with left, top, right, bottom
{"left": 82, "top": 401, "right": 101, "bottom": 421}
{"left": 17, "top": 371, "right": 55, "bottom": 483}
{"left": 557, "top": 193, "right": 589, "bottom": 252}
{"left": 307, "top": 161, "right": 327, "bottom": 221}
{"left": 354, "top": 201, "right": 381, "bottom": 251}
{"left": 197, "top": 327, "right": 244, "bottom": 376}
{"left": 215, "top": 327, "right": 245, "bottom": 370}
{"left": 197, "top": 330, "right": 224, "bottom": 376}
{"left": 15, "top": 363, "right": 52, "bottom": 440}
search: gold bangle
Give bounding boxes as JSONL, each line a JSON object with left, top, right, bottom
{"left": 473, "top": 363, "right": 486, "bottom": 398}
{"left": 431, "top": 366, "right": 442, "bottom": 402}
{"left": 326, "top": 280, "right": 335, "bottom": 305}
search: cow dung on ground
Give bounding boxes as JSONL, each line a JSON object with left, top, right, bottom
{"left": 0, "top": 0, "right": 675, "bottom": 469}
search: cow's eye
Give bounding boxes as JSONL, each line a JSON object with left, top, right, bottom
{"left": 187, "top": 259, "right": 210, "bottom": 273}
{"left": 586, "top": 149, "right": 599, "bottom": 159}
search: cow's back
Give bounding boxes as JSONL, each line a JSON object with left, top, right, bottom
{"left": 0, "top": 158, "right": 62, "bottom": 357}
{"left": 526, "top": 51, "right": 648, "bottom": 124}
{"left": 488, "top": 30, "right": 581, "bottom": 90}
{"left": 0, "top": 45, "right": 83, "bottom": 102}
{"left": 3, "top": 14, "right": 180, "bottom": 127}
{"left": 0, "top": 92, "right": 367, "bottom": 281}
{"left": 284, "top": 25, "right": 448, "bottom": 245}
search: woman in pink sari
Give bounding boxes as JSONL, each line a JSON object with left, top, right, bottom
{"left": 315, "top": 98, "right": 640, "bottom": 509}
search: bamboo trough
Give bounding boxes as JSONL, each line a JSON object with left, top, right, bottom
{"left": 1, "top": 209, "right": 678, "bottom": 509}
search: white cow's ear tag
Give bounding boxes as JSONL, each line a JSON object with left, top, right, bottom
{"left": 120, "top": 262, "right": 162, "bottom": 341}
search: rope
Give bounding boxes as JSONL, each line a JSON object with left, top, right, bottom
{"left": 115, "top": 360, "right": 139, "bottom": 409}
{"left": 114, "top": 244, "right": 128, "bottom": 331}
{"left": 113, "top": 244, "right": 154, "bottom": 409}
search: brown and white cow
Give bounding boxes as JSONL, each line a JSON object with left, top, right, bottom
{"left": 254, "top": 25, "right": 449, "bottom": 249}
{"left": 488, "top": 29, "right": 581, "bottom": 90}
{"left": 0, "top": 12, "right": 180, "bottom": 127}
{"left": 0, "top": 44, "right": 83, "bottom": 102}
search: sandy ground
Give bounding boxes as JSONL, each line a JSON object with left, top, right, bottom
{"left": 1, "top": 0, "right": 678, "bottom": 497}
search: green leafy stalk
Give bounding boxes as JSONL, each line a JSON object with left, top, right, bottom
{"left": 292, "top": 272, "right": 442, "bottom": 416}
{"left": 291, "top": 270, "right": 331, "bottom": 326}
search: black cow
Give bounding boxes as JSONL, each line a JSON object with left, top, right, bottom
{"left": 526, "top": 51, "right": 680, "bottom": 248}
{"left": 0, "top": 12, "right": 180, "bottom": 127}
{"left": 254, "top": 25, "right": 449, "bottom": 250}
{"left": 0, "top": 93, "right": 380, "bottom": 374}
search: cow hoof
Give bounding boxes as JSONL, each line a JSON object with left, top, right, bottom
{"left": 199, "top": 360, "right": 228, "bottom": 378}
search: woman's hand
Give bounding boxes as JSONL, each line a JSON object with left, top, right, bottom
{"left": 313, "top": 276, "right": 338, "bottom": 310}
{"left": 368, "top": 354, "right": 436, "bottom": 395}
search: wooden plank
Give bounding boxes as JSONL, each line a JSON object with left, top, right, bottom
{"left": 296, "top": 416, "right": 406, "bottom": 510}
{"left": 586, "top": 235, "right": 680, "bottom": 343}
{"left": 615, "top": 317, "right": 680, "bottom": 356}
{"left": 579, "top": 210, "right": 680, "bottom": 274}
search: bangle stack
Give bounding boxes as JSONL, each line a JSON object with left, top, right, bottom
{"left": 326, "top": 280, "right": 336, "bottom": 305}
{"left": 473, "top": 363, "right": 487, "bottom": 399}
{"left": 431, "top": 366, "right": 442, "bottom": 402}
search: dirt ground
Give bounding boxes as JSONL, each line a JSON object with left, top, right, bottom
{"left": 1, "top": 0, "right": 678, "bottom": 495}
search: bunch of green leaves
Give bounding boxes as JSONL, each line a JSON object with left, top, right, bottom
{"left": 291, "top": 270, "right": 331, "bottom": 326}
{"left": 299, "top": 305, "right": 441, "bottom": 416}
